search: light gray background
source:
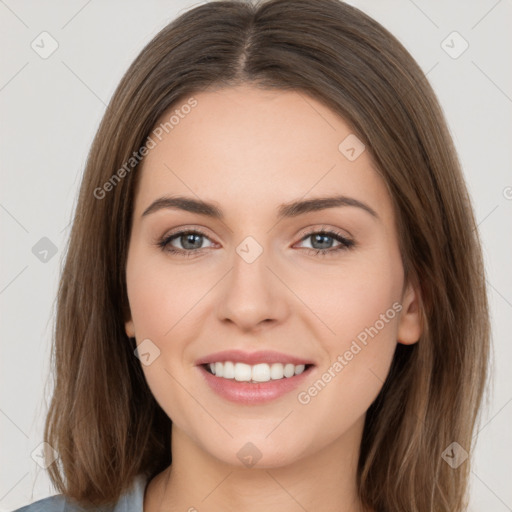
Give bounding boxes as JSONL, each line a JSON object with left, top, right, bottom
{"left": 1, "top": 0, "right": 511, "bottom": 510}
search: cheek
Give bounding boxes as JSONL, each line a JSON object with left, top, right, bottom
{"left": 296, "top": 250, "right": 402, "bottom": 426}
{"left": 125, "top": 249, "right": 205, "bottom": 339}
{"left": 301, "top": 248, "right": 403, "bottom": 347}
{"left": 334, "top": 273, "right": 400, "bottom": 342}
{"left": 126, "top": 261, "right": 197, "bottom": 427}
{"left": 125, "top": 249, "right": 212, "bottom": 425}
{"left": 293, "top": 296, "right": 400, "bottom": 450}
{"left": 312, "top": 271, "right": 400, "bottom": 395}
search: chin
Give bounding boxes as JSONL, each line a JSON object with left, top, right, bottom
{"left": 202, "top": 434, "right": 311, "bottom": 470}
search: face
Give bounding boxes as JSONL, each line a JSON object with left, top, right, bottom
{"left": 124, "top": 84, "right": 422, "bottom": 468}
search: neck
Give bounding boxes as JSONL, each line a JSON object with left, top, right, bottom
{"left": 146, "top": 416, "right": 369, "bottom": 512}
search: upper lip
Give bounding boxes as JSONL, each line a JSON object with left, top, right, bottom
{"left": 195, "top": 349, "right": 315, "bottom": 366}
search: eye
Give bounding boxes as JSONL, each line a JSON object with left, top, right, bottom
{"left": 156, "top": 227, "right": 355, "bottom": 257}
{"left": 295, "top": 228, "right": 355, "bottom": 256}
{"left": 157, "top": 228, "right": 215, "bottom": 257}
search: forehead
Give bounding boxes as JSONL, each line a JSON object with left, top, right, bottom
{"left": 133, "top": 85, "right": 392, "bottom": 222}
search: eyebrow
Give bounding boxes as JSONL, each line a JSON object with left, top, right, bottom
{"left": 141, "top": 194, "right": 379, "bottom": 220}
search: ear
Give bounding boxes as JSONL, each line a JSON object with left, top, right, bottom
{"left": 123, "top": 301, "right": 135, "bottom": 338}
{"left": 125, "top": 318, "right": 135, "bottom": 338}
{"left": 397, "top": 279, "right": 423, "bottom": 345}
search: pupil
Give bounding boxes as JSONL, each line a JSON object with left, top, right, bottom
{"left": 179, "top": 233, "right": 334, "bottom": 251}
{"left": 182, "top": 233, "right": 202, "bottom": 250}
{"left": 313, "top": 234, "right": 332, "bottom": 250}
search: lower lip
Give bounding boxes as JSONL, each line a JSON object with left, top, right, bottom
{"left": 198, "top": 364, "right": 314, "bottom": 404}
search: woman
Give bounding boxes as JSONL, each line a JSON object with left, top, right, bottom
{"left": 14, "top": 0, "right": 490, "bottom": 511}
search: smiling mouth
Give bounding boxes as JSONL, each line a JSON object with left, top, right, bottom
{"left": 202, "top": 361, "right": 315, "bottom": 383}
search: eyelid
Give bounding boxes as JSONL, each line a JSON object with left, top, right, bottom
{"left": 157, "top": 225, "right": 214, "bottom": 242}
{"left": 295, "top": 224, "right": 353, "bottom": 241}
{"left": 293, "top": 227, "right": 355, "bottom": 251}
{"left": 156, "top": 224, "right": 355, "bottom": 255}
{"left": 156, "top": 226, "right": 216, "bottom": 249}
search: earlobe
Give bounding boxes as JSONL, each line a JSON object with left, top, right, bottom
{"left": 125, "top": 318, "right": 135, "bottom": 338}
{"left": 397, "top": 280, "right": 423, "bottom": 345}
{"left": 123, "top": 298, "right": 135, "bottom": 338}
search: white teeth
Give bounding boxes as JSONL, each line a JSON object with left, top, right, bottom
{"left": 223, "top": 361, "right": 235, "bottom": 379}
{"left": 283, "top": 363, "right": 295, "bottom": 378}
{"left": 295, "top": 364, "right": 305, "bottom": 375}
{"left": 270, "top": 363, "right": 284, "bottom": 380}
{"left": 251, "top": 363, "right": 270, "bottom": 382}
{"left": 234, "top": 362, "right": 252, "bottom": 382}
{"left": 207, "top": 361, "right": 308, "bottom": 382}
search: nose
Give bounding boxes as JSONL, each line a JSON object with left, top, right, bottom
{"left": 216, "top": 240, "right": 290, "bottom": 333}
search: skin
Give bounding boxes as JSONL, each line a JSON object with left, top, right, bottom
{"left": 124, "top": 84, "right": 422, "bottom": 512}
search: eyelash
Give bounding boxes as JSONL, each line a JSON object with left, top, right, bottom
{"left": 156, "top": 227, "right": 355, "bottom": 258}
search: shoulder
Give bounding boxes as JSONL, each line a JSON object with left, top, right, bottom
{"left": 11, "top": 494, "right": 67, "bottom": 512}
{"left": 11, "top": 493, "right": 107, "bottom": 511}
{"left": 12, "top": 473, "right": 150, "bottom": 512}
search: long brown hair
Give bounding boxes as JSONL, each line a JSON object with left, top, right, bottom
{"left": 44, "top": 1, "right": 490, "bottom": 510}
